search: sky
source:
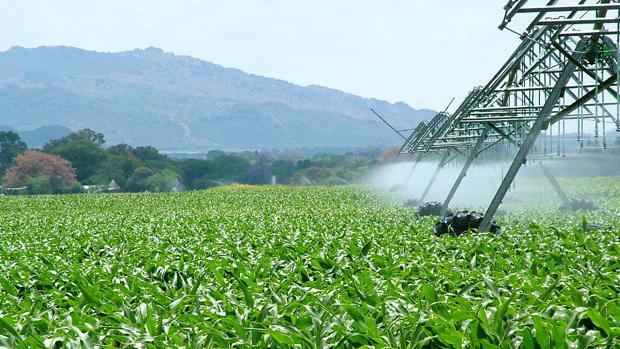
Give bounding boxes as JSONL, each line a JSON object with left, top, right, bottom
{"left": 0, "top": 0, "right": 529, "bottom": 111}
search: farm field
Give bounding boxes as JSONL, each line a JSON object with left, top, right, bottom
{"left": 0, "top": 179, "right": 619, "bottom": 348}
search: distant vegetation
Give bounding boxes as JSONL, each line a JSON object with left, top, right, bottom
{"left": 0, "top": 129, "right": 398, "bottom": 194}
{"left": 1, "top": 127, "right": 619, "bottom": 195}
{"left": 4, "top": 151, "right": 78, "bottom": 194}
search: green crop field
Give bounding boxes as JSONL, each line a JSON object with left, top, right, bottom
{"left": 0, "top": 179, "right": 619, "bottom": 348}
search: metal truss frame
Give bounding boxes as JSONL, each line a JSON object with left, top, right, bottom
{"left": 399, "top": 0, "right": 620, "bottom": 231}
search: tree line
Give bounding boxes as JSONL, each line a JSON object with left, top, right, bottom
{"left": 0, "top": 129, "right": 392, "bottom": 194}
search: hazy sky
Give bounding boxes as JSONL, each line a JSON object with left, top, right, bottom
{"left": 0, "top": 0, "right": 527, "bottom": 111}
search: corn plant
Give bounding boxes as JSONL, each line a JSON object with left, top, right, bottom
{"left": 0, "top": 182, "right": 618, "bottom": 348}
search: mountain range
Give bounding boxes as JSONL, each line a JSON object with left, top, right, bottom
{"left": 0, "top": 124, "right": 71, "bottom": 149}
{"left": 0, "top": 46, "right": 434, "bottom": 150}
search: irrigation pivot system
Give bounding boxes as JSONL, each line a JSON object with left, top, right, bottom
{"left": 398, "top": 0, "right": 620, "bottom": 232}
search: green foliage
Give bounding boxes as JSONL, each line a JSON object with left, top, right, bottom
{"left": 22, "top": 128, "right": 387, "bottom": 193}
{"left": 0, "top": 131, "right": 27, "bottom": 176}
{"left": 178, "top": 159, "right": 214, "bottom": 190}
{"left": 143, "top": 168, "right": 180, "bottom": 192}
{"left": 271, "top": 160, "right": 297, "bottom": 183}
{"left": 0, "top": 182, "right": 618, "bottom": 347}
{"left": 23, "top": 175, "right": 55, "bottom": 194}
{"left": 212, "top": 155, "right": 251, "bottom": 183}
{"left": 247, "top": 165, "right": 272, "bottom": 185}
{"left": 43, "top": 128, "right": 105, "bottom": 151}
{"left": 132, "top": 146, "right": 170, "bottom": 170}
{"left": 296, "top": 159, "right": 312, "bottom": 170}
{"left": 48, "top": 140, "right": 106, "bottom": 182}
{"left": 42, "top": 129, "right": 109, "bottom": 183}
{"left": 23, "top": 175, "right": 81, "bottom": 195}
{"left": 126, "top": 166, "right": 155, "bottom": 192}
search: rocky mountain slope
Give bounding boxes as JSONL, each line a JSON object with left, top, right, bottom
{"left": 0, "top": 46, "right": 434, "bottom": 150}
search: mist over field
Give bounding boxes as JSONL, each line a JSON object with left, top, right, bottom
{"left": 364, "top": 152, "right": 620, "bottom": 209}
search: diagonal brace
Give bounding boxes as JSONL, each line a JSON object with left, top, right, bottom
{"left": 420, "top": 150, "right": 451, "bottom": 202}
{"left": 441, "top": 126, "right": 490, "bottom": 215}
{"left": 480, "top": 38, "right": 588, "bottom": 232}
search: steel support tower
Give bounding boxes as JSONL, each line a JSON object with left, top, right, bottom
{"left": 400, "top": 0, "right": 620, "bottom": 231}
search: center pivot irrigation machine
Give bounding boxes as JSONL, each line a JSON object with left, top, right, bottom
{"left": 377, "top": 0, "right": 620, "bottom": 232}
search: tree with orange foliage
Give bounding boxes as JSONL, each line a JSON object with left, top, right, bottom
{"left": 379, "top": 146, "right": 404, "bottom": 165}
{"left": 3, "top": 151, "right": 77, "bottom": 194}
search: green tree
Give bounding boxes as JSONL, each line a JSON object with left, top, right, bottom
{"left": 43, "top": 129, "right": 108, "bottom": 183}
{"left": 43, "top": 128, "right": 105, "bottom": 151}
{"left": 92, "top": 144, "right": 142, "bottom": 186}
{"left": 49, "top": 140, "right": 106, "bottom": 182}
{"left": 120, "top": 152, "right": 141, "bottom": 177}
{"left": 133, "top": 146, "right": 171, "bottom": 171}
{"left": 271, "top": 160, "right": 296, "bottom": 184}
{"left": 179, "top": 159, "right": 213, "bottom": 190}
{"left": 127, "top": 166, "right": 155, "bottom": 192}
{"left": 212, "top": 155, "right": 250, "bottom": 183}
{"left": 145, "top": 169, "right": 180, "bottom": 192}
{"left": 0, "top": 131, "right": 27, "bottom": 176}
{"left": 296, "top": 159, "right": 312, "bottom": 170}
{"left": 107, "top": 143, "right": 134, "bottom": 156}
{"left": 247, "top": 165, "right": 272, "bottom": 185}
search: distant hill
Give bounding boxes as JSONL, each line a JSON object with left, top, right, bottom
{"left": 0, "top": 124, "right": 71, "bottom": 148}
{"left": 0, "top": 46, "right": 434, "bottom": 150}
